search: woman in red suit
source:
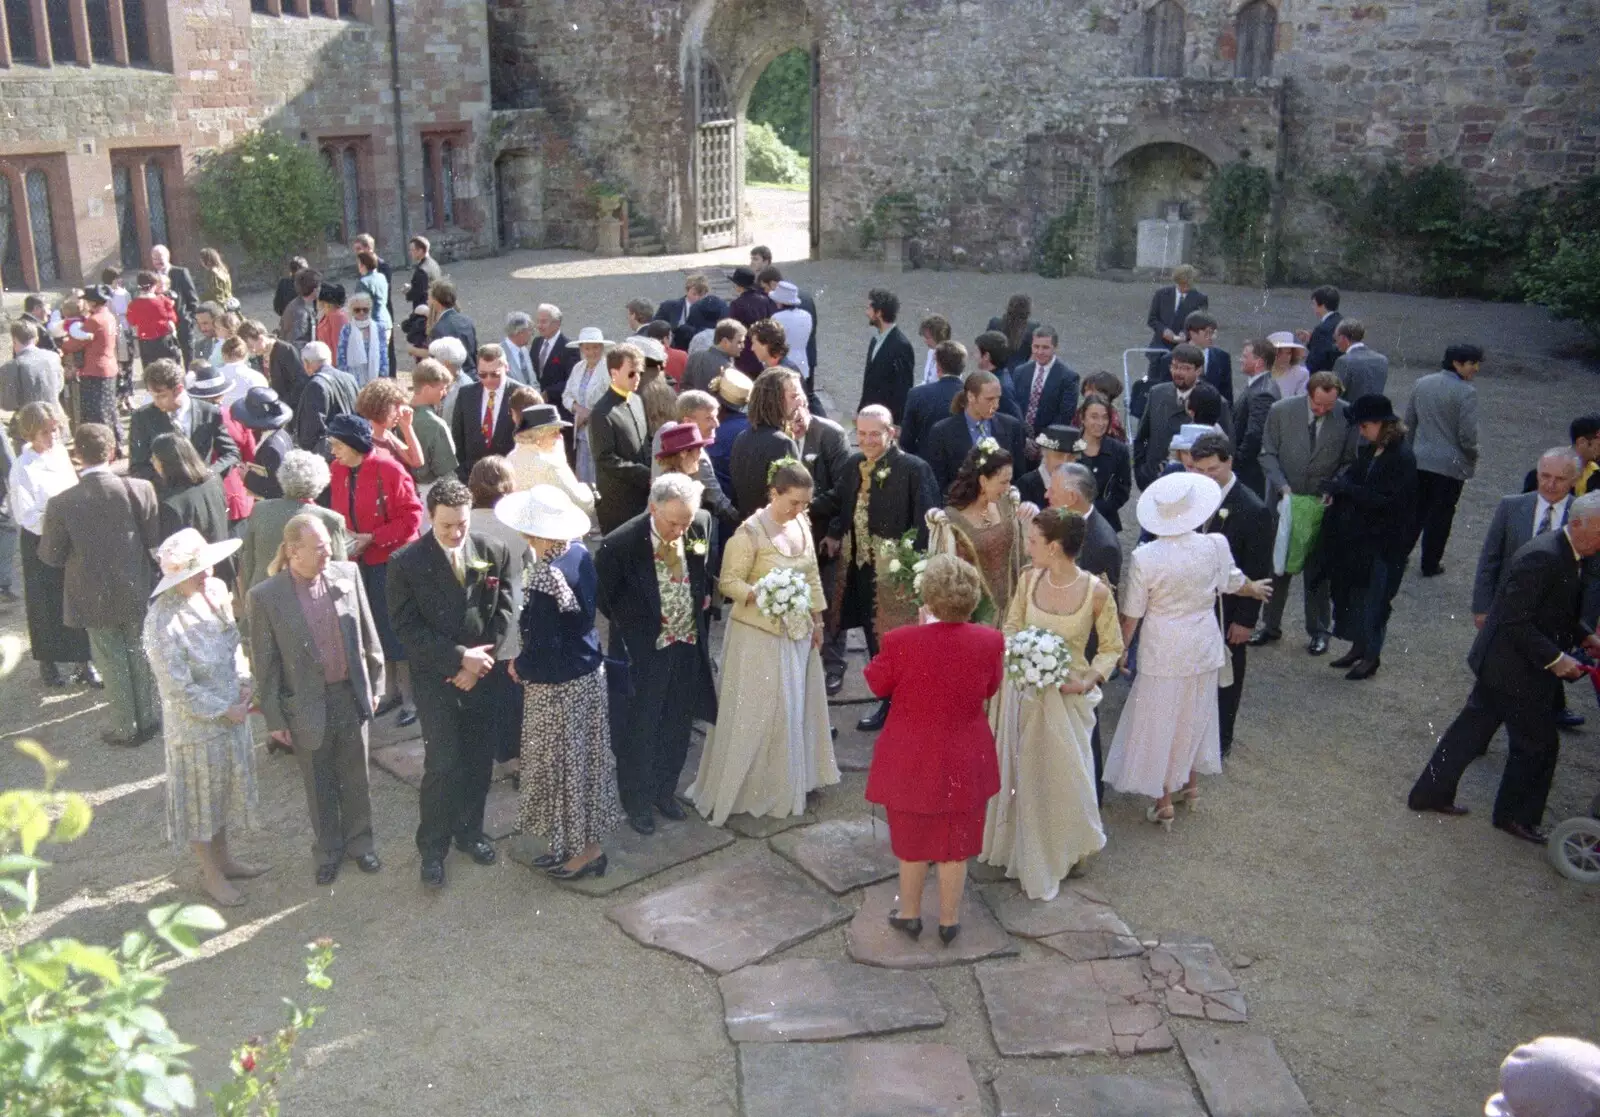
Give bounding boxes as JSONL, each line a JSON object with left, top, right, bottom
{"left": 864, "top": 553, "right": 1003, "bottom": 946}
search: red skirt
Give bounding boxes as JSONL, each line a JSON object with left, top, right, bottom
{"left": 886, "top": 806, "right": 987, "bottom": 863}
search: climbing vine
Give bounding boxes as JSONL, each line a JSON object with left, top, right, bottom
{"left": 1035, "top": 188, "right": 1092, "bottom": 278}
{"left": 1200, "top": 161, "right": 1273, "bottom": 282}
{"left": 860, "top": 192, "right": 923, "bottom": 249}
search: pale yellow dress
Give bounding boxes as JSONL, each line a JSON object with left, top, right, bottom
{"left": 507, "top": 439, "right": 598, "bottom": 532}
{"left": 689, "top": 511, "right": 839, "bottom": 823}
{"left": 981, "top": 566, "right": 1124, "bottom": 901}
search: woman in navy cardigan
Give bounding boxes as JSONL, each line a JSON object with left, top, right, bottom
{"left": 499, "top": 486, "right": 624, "bottom": 880}
{"left": 863, "top": 553, "right": 1003, "bottom": 947}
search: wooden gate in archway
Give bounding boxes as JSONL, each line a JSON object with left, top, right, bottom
{"left": 694, "top": 55, "right": 738, "bottom": 251}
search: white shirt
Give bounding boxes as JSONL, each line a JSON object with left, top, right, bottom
{"left": 1532, "top": 495, "right": 1567, "bottom": 536}
{"left": 171, "top": 394, "right": 195, "bottom": 437}
{"left": 1345, "top": 341, "right": 1366, "bottom": 353}
{"left": 480, "top": 381, "right": 503, "bottom": 430}
{"left": 1245, "top": 369, "right": 1270, "bottom": 389}
{"left": 920, "top": 348, "right": 938, "bottom": 385}
{"left": 220, "top": 361, "right": 267, "bottom": 408}
{"left": 9, "top": 444, "right": 79, "bottom": 535}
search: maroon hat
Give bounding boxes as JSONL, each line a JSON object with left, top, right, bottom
{"left": 655, "top": 421, "right": 713, "bottom": 459}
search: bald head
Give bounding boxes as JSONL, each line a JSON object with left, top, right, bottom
{"left": 1535, "top": 447, "right": 1582, "bottom": 505}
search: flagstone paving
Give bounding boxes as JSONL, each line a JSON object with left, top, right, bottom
{"left": 737, "top": 1041, "right": 984, "bottom": 1117}
{"left": 724, "top": 809, "right": 816, "bottom": 839}
{"left": 846, "top": 877, "right": 1017, "bottom": 969}
{"left": 718, "top": 959, "right": 945, "bottom": 1042}
{"left": 1150, "top": 938, "right": 1249, "bottom": 1022}
{"left": 995, "top": 1071, "right": 1208, "bottom": 1116}
{"left": 1177, "top": 1031, "right": 1314, "bottom": 1117}
{"left": 505, "top": 813, "right": 734, "bottom": 896}
{"left": 768, "top": 817, "right": 899, "bottom": 893}
{"left": 608, "top": 854, "right": 851, "bottom": 973}
{"left": 975, "top": 957, "right": 1174, "bottom": 1057}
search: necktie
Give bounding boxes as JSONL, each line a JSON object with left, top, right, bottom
{"left": 450, "top": 547, "right": 465, "bottom": 585}
{"left": 1025, "top": 363, "right": 1048, "bottom": 432}
{"left": 1536, "top": 503, "right": 1556, "bottom": 535}
{"left": 655, "top": 537, "right": 682, "bottom": 576}
{"left": 1308, "top": 417, "right": 1319, "bottom": 450}
{"left": 539, "top": 338, "right": 551, "bottom": 374}
{"left": 678, "top": 302, "right": 688, "bottom": 326}
{"left": 482, "top": 387, "right": 496, "bottom": 444}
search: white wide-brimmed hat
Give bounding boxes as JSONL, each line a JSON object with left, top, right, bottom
{"left": 151, "top": 528, "right": 243, "bottom": 597}
{"left": 1267, "top": 330, "right": 1307, "bottom": 355}
{"left": 1168, "top": 423, "right": 1218, "bottom": 453}
{"left": 624, "top": 335, "right": 668, "bottom": 364}
{"left": 1136, "top": 472, "right": 1222, "bottom": 537}
{"left": 566, "top": 326, "right": 613, "bottom": 349}
{"left": 771, "top": 280, "right": 802, "bottom": 307}
{"left": 494, "top": 485, "right": 590, "bottom": 542}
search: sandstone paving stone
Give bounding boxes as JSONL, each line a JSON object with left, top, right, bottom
{"left": 981, "top": 882, "right": 1135, "bottom": 939}
{"left": 506, "top": 812, "right": 734, "bottom": 896}
{"left": 1150, "top": 937, "right": 1248, "bottom": 1022}
{"left": 369, "top": 737, "right": 426, "bottom": 788}
{"left": 995, "top": 1072, "right": 1206, "bottom": 1117}
{"left": 832, "top": 723, "right": 875, "bottom": 773}
{"left": 847, "top": 877, "right": 1016, "bottom": 969}
{"left": 718, "top": 959, "right": 944, "bottom": 1042}
{"left": 608, "top": 855, "right": 850, "bottom": 973}
{"left": 1178, "top": 1031, "right": 1313, "bottom": 1117}
{"left": 481, "top": 781, "right": 518, "bottom": 840}
{"left": 976, "top": 958, "right": 1168, "bottom": 1058}
{"left": 769, "top": 817, "right": 899, "bottom": 893}
{"left": 738, "top": 1041, "right": 983, "bottom": 1117}
{"left": 725, "top": 809, "right": 816, "bottom": 839}
{"left": 1039, "top": 930, "right": 1145, "bottom": 962}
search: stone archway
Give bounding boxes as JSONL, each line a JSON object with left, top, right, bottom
{"left": 1099, "top": 142, "right": 1217, "bottom": 271}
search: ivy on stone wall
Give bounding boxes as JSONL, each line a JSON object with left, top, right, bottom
{"left": 1035, "top": 188, "right": 1091, "bottom": 278}
{"left": 1200, "top": 162, "right": 1273, "bottom": 283}
{"left": 860, "top": 193, "right": 922, "bottom": 249}
{"left": 193, "top": 131, "right": 341, "bottom": 277}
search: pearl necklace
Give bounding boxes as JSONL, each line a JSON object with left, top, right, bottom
{"left": 1044, "top": 567, "right": 1084, "bottom": 591}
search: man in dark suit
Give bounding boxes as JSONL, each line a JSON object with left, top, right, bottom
{"left": 822, "top": 406, "right": 939, "bottom": 731}
{"left": 1232, "top": 338, "right": 1282, "bottom": 498}
{"left": 1407, "top": 494, "right": 1600, "bottom": 843}
{"left": 656, "top": 274, "right": 728, "bottom": 352}
{"left": 1332, "top": 319, "right": 1387, "bottom": 401}
{"left": 726, "top": 266, "right": 777, "bottom": 375}
{"left": 39, "top": 424, "right": 162, "bottom": 746}
{"left": 419, "top": 279, "right": 477, "bottom": 364}
{"left": 449, "top": 344, "right": 516, "bottom": 480}
{"left": 796, "top": 401, "right": 853, "bottom": 694}
{"left": 1012, "top": 327, "right": 1081, "bottom": 463}
{"left": 386, "top": 480, "right": 517, "bottom": 888}
{"left": 290, "top": 343, "right": 358, "bottom": 454}
{"left": 923, "top": 369, "right": 1028, "bottom": 495}
{"left": 858, "top": 287, "right": 915, "bottom": 423}
{"left": 20, "top": 295, "right": 57, "bottom": 354}
{"left": 1133, "top": 345, "right": 1235, "bottom": 491}
{"left": 1150, "top": 311, "right": 1233, "bottom": 403}
{"left": 973, "top": 330, "right": 1024, "bottom": 420}
{"left": 150, "top": 245, "right": 199, "bottom": 363}
{"left": 589, "top": 344, "right": 653, "bottom": 532}
{"left": 1299, "top": 285, "right": 1343, "bottom": 374}
{"left": 251, "top": 514, "right": 386, "bottom": 884}
{"left": 899, "top": 339, "right": 965, "bottom": 458}
{"left": 403, "top": 235, "right": 443, "bottom": 309}
{"left": 241, "top": 320, "right": 308, "bottom": 410}
{"left": 1189, "top": 433, "right": 1273, "bottom": 757}
{"left": 1146, "top": 264, "right": 1207, "bottom": 356}
{"left": 128, "top": 359, "right": 241, "bottom": 485}
{"left": 596, "top": 473, "right": 719, "bottom": 834}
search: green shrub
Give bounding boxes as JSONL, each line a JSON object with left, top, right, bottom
{"left": 193, "top": 130, "right": 342, "bottom": 277}
{"left": 746, "top": 122, "right": 807, "bottom": 186}
{"left": 1520, "top": 232, "right": 1600, "bottom": 341}
{"left": 747, "top": 49, "right": 811, "bottom": 153}
{"left": 1036, "top": 189, "right": 1091, "bottom": 278}
{"left": 1201, "top": 162, "right": 1273, "bottom": 283}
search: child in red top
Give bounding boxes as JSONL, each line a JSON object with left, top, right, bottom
{"left": 126, "top": 270, "right": 181, "bottom": 368}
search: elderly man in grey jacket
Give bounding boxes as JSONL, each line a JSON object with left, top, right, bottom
{"left": 1331, "top": 319, "right": 1388, "bottom": 402}
{"left": 1404, "top": 344, "right": 1481, "bottom": 578}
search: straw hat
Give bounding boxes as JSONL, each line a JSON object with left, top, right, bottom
{"left": 711, "top": 369, "right": 753, "bottom": 410}
{"left": 1135, "top": 472, "right": 1222, "bottom": 537}
{"left": 565, "top": 326, "right": 613, "bottom": 349}
{"left": 494, "top": 485, "right": 590, "bottom": 542}
{"left": 151, "top": 528, "right": 243, "bottom": 597}
{"left": 1267, "top": 330, "right": 1307, "bottom": 355}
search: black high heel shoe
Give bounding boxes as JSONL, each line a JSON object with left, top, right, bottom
{"left": 547, "top": 853, "right": 607, "bottom": 881}
{"left": 1345, "top": 657, "right": 1380, "bottom": 680}
{"left": 938, "top": 923, "right": 961, "bottom": 946}
{"left": 531, "top": 852, "right": 561, "bottom": 868}
{"left": 1328, "top": 648, "right": 1363, "bottom": 669}
{"left": 887, "top": 910, "right": 923, "bottom": 940}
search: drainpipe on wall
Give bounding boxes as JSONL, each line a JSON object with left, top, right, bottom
{"left": 387, "top": 0, "right": 409, "bottom": 249}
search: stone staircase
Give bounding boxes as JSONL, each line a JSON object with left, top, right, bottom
{"left": 626, "top": 207, "right": 666, "bottom": 256}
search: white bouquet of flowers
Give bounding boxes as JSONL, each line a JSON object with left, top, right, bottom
{"left": 1004, "top": 626, "right": 1073, "bottom": 695}
{"left": 753, "top": 566, "right": 814, "bottom": 639}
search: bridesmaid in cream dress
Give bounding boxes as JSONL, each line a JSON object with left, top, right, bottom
{"left": 926, "top": 442, "right": 1031, "bottom": 628}
{"left": 981, "top": 508, "right": 1123, "bottom": 901}
{"left": 505, "top": 403, "right": 597, "bottom": 531}
{"left": 690, "top": 460, "right": 839, "bottom": 823}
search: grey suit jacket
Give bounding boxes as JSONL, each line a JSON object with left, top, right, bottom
{"left": 1079, "top": 507, "right": 1123, "bottom": 589}
{"left": 1405, "top": 370, "right": 1478, "bottom": 480}
{"left": 0, "top": 347, "right": 64, "bottom": 411}
{"left": 38, "top": 470, "right": 162, "bottom": 628}
{"left": 1471, "top": 492, "right": 1571, "bottom": 615}
{"left": 1133, "top": 381, "right": 1235, "bottom": 490}
{"left": 1332, "top": 346, "right": 1388, "bottom": 402}
{"left": 1259, "top": 394, "right": 1357, "bottom": 497}
{"left": 249, "top": 561, "right": 384, "bottom": 750}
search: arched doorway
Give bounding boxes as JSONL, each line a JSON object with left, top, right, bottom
{"left": 1099, "top": 142, "right": 1216, "bottom": 270}
{"left": 495, "top": 150, "right": 541, "bottom": 250}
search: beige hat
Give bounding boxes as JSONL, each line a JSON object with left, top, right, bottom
{"left": 1135, "top": 472, "right": 1222, "bottom": 537}
{"left": 151, "top": 528, "right": 243, "bottom": 597}
{"left": 1268, "top": 330, "right": 1307, "bottom": 355}
{"left": 711, "top": 369, "right": 753, "bottom": 410}
{"left": 494, "top": 486, "right": 590, "bottom": 542}
{"left": 566, "top": 326, "right": 613, "bottom": 349}
{"left": 625, "top": 335, "right": 668, "bottom": 364}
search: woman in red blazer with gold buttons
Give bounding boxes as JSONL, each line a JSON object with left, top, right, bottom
{"left": 863, "top": 553, "right": 1003, "bottom": 947}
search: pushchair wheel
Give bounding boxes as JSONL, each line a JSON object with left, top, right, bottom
{"left": 1548, "top": 816, "right": 1600, "bottom": 884}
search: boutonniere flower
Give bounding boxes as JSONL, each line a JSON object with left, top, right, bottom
{"left": 873, "top": 465, "right": 891, "bottom": 488}
{"left": 467, "top": 558, "right": 492, "bottom": 573}
{"left": 1216, "top": 509, "right": 1230, "bottom": 521}
{"left": 484, "top": 575, "right": 501, "bottom": 591}
{"left": 687, "top": 537, "right": 708, "bottom": 557}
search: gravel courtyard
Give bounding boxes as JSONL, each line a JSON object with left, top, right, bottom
{"left": 3, "top": 243, "right": 1598, "bottom": 1116}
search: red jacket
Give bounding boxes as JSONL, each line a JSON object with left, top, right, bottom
{"left": 126, "top": 293, "right": 177, "bottom": 341}
{"left": 218, "top": 411, "right": 257, "bottom": 522}
{"left": 329, "top": 446, "right": 425, "bottom": 565}
{"left": 60, "top": 306, "right": 118, "bottom": 379}
{"left": 863, "top": 621, "right": 1004, "bottom": 815}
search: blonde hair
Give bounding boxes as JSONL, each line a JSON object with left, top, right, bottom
{"left": 267, "top": 512, "right": 330, "bottom": 577}
{"left": 920, "top": 553, "right": 983, "bottom": 622}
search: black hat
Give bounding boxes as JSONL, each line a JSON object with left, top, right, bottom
{"left": 186, "top": 362, "right": 229, "bottom": 400}
{"left": 1347, "top": 394, "right": 1399, "bottom": 424}
{"left": 230, "top": 386, "right": 292, "bottom": 430}
{"left": 727, "top": 266, "right": 758, "bottom": 289}
{"left": 515, "top": 404, "right": 570, "bottom": 433}
{"left": 325, "top": 413, "right": 374, "bottom": 455}
{"left": 1035, "top": 424, "right": 1083, "bottom": 453}
{"left": 319, "top": 281, "right": 347, "bottom": 307}
{"left": 82, "top": 284, "right": 113, "bottom": 305}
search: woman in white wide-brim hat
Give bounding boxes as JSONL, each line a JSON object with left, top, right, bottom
{"left": 1103, "top": 473, "right": 1272, "bottom": 829}
{"left": 142, "top": 528, "right": 265, "bottom": 906}
{"left": 497, "top": 486, "right": 623, "bottom": 880}
{"left": 1266, "top": 330, "right": 1310, "bottom": 398}
{"left": 561, "top": 326, "right": 614, "bottom": 485}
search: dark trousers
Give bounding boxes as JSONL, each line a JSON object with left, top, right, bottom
{"left": 20, "top": 530, "right": 89, "bottom": 664}
{"left": 1217, "top": 640, "right": 1249, "bottom": 754}
{"left": 840, "top": 560, "right": 883, "bottom": 659}
{"left": 818, "top": 553, "right": 847, "bottom": 674}
{"left": 138, "top": 335, "right": 181, "bottom": 370}
{"left": 1261, "top": 543, "right": 1333, "bottom": 639}
{"left": 1407, "top": 679, "right": 1561, "bottom": 828}
{"left": 1411, "top": 471, "right": 1465, "bottom": 575}
{"left": 413, "top": 669, "right": 503, "bottom": 857}
{"left": 291, "top": 682, "right": 374, "bottom": 867}
{"left": 1352, "top": 555, "right": 1406, "bottom": 658}
{"left": 1090, "top": 723, "right": 1105, "bottom": 805}
{"left": 613, "top": 642, "right": 700, "bottom": 815}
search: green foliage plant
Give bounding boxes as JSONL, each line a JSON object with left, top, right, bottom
{"left": 860, "top": 192, "right": 923, "bottom": 249}
{"left": 192, "top": 131, "right": 341, "bottom": 277}
{"left": 1036, "top": 188, "right": 1091, "bottom": 278}
{"left": 1201, "top": 162, "right": 1273, "bottom": 282}
{"left": 745, "top": 122, "right": 808, "bottom": 186}
{"left": 746, "top": 48, "right": 811, "bottom": 153}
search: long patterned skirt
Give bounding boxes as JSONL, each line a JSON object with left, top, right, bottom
{"left": 518, "top": 667, "right": 624, "bottom": 859}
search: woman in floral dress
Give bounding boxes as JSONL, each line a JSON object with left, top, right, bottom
{"left": 691, "top": 460, "right": 838, "bottom": 823}
{"left": 927, "top": 441, "right": 1032, "bottom": 627}
{"left": 143, "top": 529, "right": 264, "bottom": 907}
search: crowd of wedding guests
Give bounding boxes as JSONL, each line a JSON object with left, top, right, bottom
{"left": 3, "top": 244, "right": 1599, "bottom": 914}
